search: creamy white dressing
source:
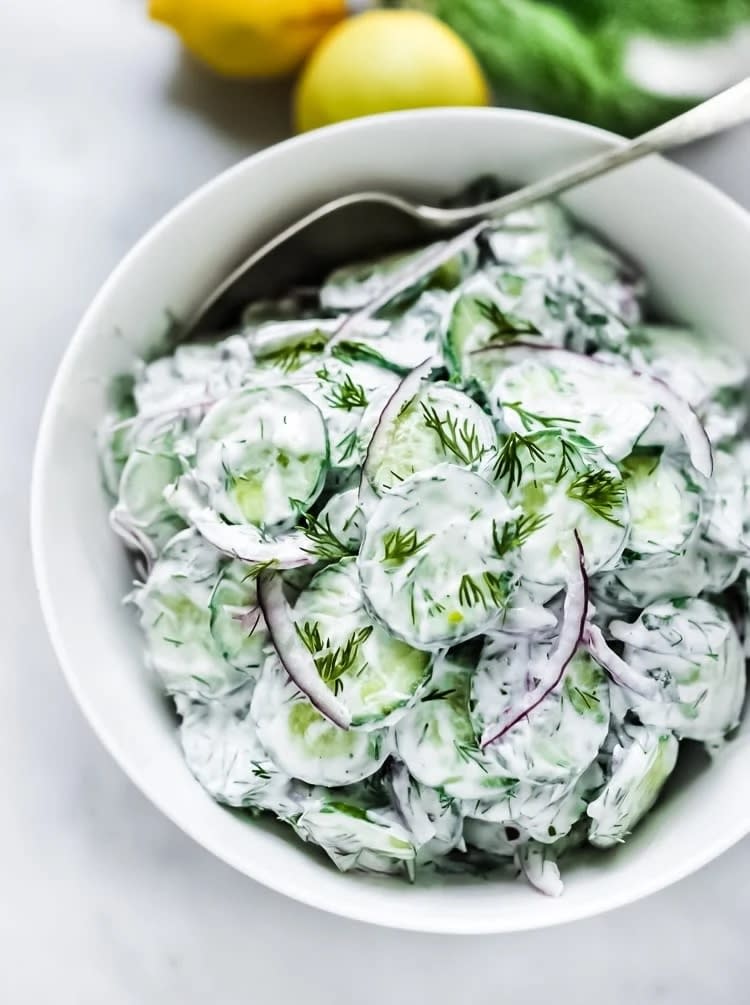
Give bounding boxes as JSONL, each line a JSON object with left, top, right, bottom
{"left": 100, "top": 194, "right": 749, "bottom": 891}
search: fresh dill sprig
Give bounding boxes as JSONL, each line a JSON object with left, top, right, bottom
{"left": 457, "top": 572, "right": 509, "bottom": 610}
{"left": 319, "top": 370, "right": 369, "bottom": 411}
{"left": 335, "top": 428, "right": 360, "bottom": 464}
{"left": 295, "top": 620, "right": 374, "bottom": 692}
{"left": 299, "top": 512, "right": 353, "bottom": 561}
{"left": 567, "top": 468, "right": 625, "bottom": 525}
{"left": 382, "top": 527, "right": 433, "bottom": 564}
{"left": 476, "top": 299, "right": 540, "bottom": 342}
{"left": 262, "top": 332, "right": 328, "bottom": 373}
{"left": 421, "top": 404, "right": 488, "bottom": 466}
{"left": 502, "top": 400, "right": 580, "bottom": 433}
{"left": 454, "top": 740, "right": 487, "bottom": 771}
{"left": 556, "top": 436, "right": 585, "bottom": 482}
{"left": 492, "top": 513, "right": 549, "bottom": 557}
{"left": 493, "top": 432, "right": 546, "bottom": 487}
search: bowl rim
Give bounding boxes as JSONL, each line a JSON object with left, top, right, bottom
{"left": 31, "top": 106, "right": 750, "bottom": 934}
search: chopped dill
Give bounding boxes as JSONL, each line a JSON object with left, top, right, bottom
{"left": 502, "top": 400, "right": 580, "bottom": 433}
{"left": 295, "top": 620, "right": 373, "bottom": 692}
{"left": 319, "top": 370, "right": 369, "bottom": 411}
{"left": 493, "top": 432, "right": 546, "bottom": 487}
{"left": 383, "top": 527, "right": 433, "bottom": 564}
{"left": 567, "top": 468, "right": 625, "bottom": 525}
{"left": 492, "top": 513, "right": 549, "bottom": 557}
{"left": 476, "top": 298, "right": 541, "bottom": 342}
{"left": 421, "top": 403, "right": 488, "bottom": 466}
{"left": 299, "top": 512, "right": 352, "bottom": 561}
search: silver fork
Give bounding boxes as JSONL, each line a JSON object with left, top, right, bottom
{"left": 186, "top": 77, "right": 750, "bottom": 338}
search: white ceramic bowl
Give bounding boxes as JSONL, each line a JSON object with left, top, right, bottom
{"left": 32, "top": 109, "right": 750, "bottom": 934}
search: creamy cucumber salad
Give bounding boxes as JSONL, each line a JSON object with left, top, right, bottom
{"left": 100, "top": 197, "right": 750, "bottom": 895}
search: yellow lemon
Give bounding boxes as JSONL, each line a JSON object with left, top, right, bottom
{"left": 295, "top": 10, "right": 490, "bottom": 132}
{"left": 149, "top": 0, "right": 349, "bottom": 78}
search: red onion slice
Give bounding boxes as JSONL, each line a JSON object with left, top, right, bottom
{"left": 109, "top": 506, "right": 157, "bottom": 570}
{"left": 359, "top": 356, "right": 437, "bottom": 502}
{"left": 257, "top": 570, "right": 351, "bottom": 730}
{"left": 472, "top": 342, "right": 713, "bottom": 477}
{"left": 167, "top": 478, "right": 316, "bottom": 569}
{"left": 583, "top": 623, "right": 660, "bottom": 699}
{"left": 481, "top": 531, "right": 588, "bottom": 748}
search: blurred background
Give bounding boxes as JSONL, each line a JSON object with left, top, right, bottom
{"left": 3, "top": 1, "right": 750, "bottom": 1003}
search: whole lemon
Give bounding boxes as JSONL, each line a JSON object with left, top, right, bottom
{"left": 295, "top": 10, "right": 490, "bottom": 132}
{"left": 149, "top": 0, "right": 349, "bottom": 78}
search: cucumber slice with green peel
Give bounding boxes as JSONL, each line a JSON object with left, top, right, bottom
{"left": 320, "top": 241, "right": 478, "bottom": 313}
{"left": 136, "top": 530, "right": 265, "bottom": 699}
{"left": 364, "top": 381, "right": 497, "bottom": 495}
{"left": 495, "top": 430, "right": 628, "bottom": 588}
{"left": 358, "top": 465, "right": 519, "bottom": 649}
{"left": 207, "top": 566, "right": 266, "bottom": 672}
{"left": 587, "top": 726, "right": 678, "bottom": 848}
{"left": 293, "top": 797, "right": 415, "bottom": 876}
{"left": 180, "top": 696, "right": 304, "bottom": 818}
{"left": 481, "top": 350, "right": 656, "bottom": 462}
{"left": 294, "top": 357, "right": 400, "bottom": 470}
{"left": 193, "top": 386, "right": 328, "bottom": 531}
{"left": 444, "top": 272, "right": 561, "bottom": 377}
{"left": 470, "top": 637, "right": 610, "bottom": 786}
{"left": 610, "top": 598, "right": 746, "bottom": 745}
{"left": 620, "top": 451, "right": 701, "bottom": 565}
{"left": 293, "top": 559, "right": 432, "bottom": 728}
{"left": 394, "top": 653, "right": 515, "bottom": 801}
{"left": 485, "top": 202, "right": 572, "bottom": 270}
{"left": 463, "top": 761, "right": 604, "bottom": 846}
{"left": 312, "top": 488, "right": 364, "bottom": 555}
{"left": 250, "top": 655, "right": 392, "bottom": 786}
{"left": 116, "top": 441, "right": 185, "bottom": 551}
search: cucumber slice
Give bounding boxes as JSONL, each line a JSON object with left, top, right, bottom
{"left": 587, "top": 725, "right": 678, "bottom": 848}
{"left": 620, "top": 451, "right": 701, "bottom": 565}
{"left": 193, "top": 386, "right": 328, "bottom": 531}
{"left": 482, "top": 351, "right": 655, "bottom": 462}
{"left": 485, "top": 202, "right": 572, "bottom": 270}
{"left": 470, "top": 636, "right": 610, "bottom": 786}
{"left": 180, "top": 696, "right": 304, "bottom": 818}
{"left": 704, "top": 443, "right": 750, "bottom": 553}
{"left": 364, "top": 382, "right": 497, "bottom": 495}
{"left": 207, "top": 565, "right": 266, "bottom": 672}
{"left": 136, "top": 530, "right": 265, "bottom": 699}
{"left": 250, "top": 655, "right": 392, "bottom": 786}
{"left": 292, "top": 559, "right": 432, "bottom": 728}
{"left": 294, "top": 358, "right": 400, "bottom": 470}
{"left": 394, "top": 652, "right": 515, "bottom": 800}
{"left": 463, "top": 761, "right": 603, "bottom": 845}
{"left": 625, "top": 325, "right": 749, "bottom": 445}
{"left": 314, "top": 488, "right": 363, "bottom": 554}
{"left": 386, "top": 762, "right": 464, "bottom": 862}
{"left": 293, "top": 796, "right": 415, "bottom": 876}
{"left": 496, "top": 430, "right": 628, "bottom": 588}
{"left": 358, "top": 465, "right": 518, "bottom": 649}
{"left": 610, "top": 599, "right": 746, "bottom": 745}
{"left": 444, "top": 272, "right": 563, "bottom": 377}
{"left": 116, "top": 440, "right": 185, "bottom": 551}
{"left": 320, "top": 242, "right": 477, "bottom": 312}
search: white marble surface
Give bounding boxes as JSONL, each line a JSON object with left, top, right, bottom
{"left": 4, "top": 2, "right": 750, "bottom": 1001}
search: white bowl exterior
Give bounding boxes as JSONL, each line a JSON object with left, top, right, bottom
{"left": 32, "top": 109, "right": 750, "bottom": 934}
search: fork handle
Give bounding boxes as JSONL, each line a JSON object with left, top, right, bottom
{"left": 419, "top": 77, "right": 750, "bottom": 226}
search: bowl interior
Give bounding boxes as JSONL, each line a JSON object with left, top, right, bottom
{"left": 32, "top": 109, "right": 750, "bottom": 933}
